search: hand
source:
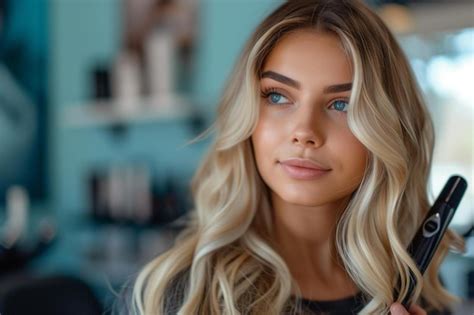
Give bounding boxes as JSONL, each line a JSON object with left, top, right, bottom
{"left": 390, "top": 302, "right": 427, "bottom": 315}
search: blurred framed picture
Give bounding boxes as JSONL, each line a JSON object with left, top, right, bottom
{"left": 0, "top": 0, "right": 48, "bottom": 206}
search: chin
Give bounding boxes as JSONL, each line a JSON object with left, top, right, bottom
{"left": 276, "top": 189, "right": 333, "bottom": 207}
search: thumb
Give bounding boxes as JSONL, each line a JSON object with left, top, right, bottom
{"left": 390, "top": 303, "right": 409, "bottom": 315}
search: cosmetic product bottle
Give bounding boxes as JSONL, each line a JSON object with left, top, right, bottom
{"left": 1, "top": 186, "right": 29, "bottom": 248}
{"left": 133, "top": 164, "right": 152, "bottom": 224}
{"left": 145, "top": 27, "right": 176, "bottom": 103}
{"left": 112, "top": 51, "right": 142, "bottom": 112}
{"left": 92, "top": 65, "right": 111, "bottom": 100}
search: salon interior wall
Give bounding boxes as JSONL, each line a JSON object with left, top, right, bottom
{"left": 50, "top": 0, "right": 282, "bottom": 213}
{"left": 192, "top": 0, "right": 283, "bottom": 113}
{"left": 42, "top": 0, "right": 283, "bottom": 283}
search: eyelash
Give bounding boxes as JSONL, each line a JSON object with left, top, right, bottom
{"left": 260, "top": 87, "right": 349, "bottom": 112}
{"left": 260, "top": 87, "right": 286, "bottom": 103}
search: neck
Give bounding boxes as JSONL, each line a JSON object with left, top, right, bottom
{"left": 270, "top": 194, "right": 358, "bottom": 300}
{"left": 271, "top": 193, "right": 348, "bottom": 261}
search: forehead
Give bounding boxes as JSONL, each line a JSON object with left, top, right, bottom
{"left": 261, "top": 29, "right": 353, "bottom": 86}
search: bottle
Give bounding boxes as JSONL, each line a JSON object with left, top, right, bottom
{"left": 145, "top": 27, "right": 176, "bottom": 104}
{"left": 1, "top": 186, "right": 29, "bottom": 248}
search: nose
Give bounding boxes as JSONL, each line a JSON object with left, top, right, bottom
{"left": 291, "top": 106, "right": 324, "bottom": 148}
{"left": 292, "top": 130, "right": 323, "bottom": 147}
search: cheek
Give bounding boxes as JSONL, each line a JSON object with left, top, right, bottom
{"left": 251, "top": 133, "right": 266, "bottom": 174}
{"left": 251, "top": 117, "right": 283, "bottom": 183}
{"left": 335, "top": 130, "right": 368, "bottom": 178}
{"left": 252, "top": 117, "right": 279, "bottom": 158}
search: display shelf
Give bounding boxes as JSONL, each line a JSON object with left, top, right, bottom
{"left": 62, "top": 94, "right": 194, "bottom": 128}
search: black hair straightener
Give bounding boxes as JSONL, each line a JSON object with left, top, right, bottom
{"left": 394, "top": 175, "right": 468, "bottom": 309}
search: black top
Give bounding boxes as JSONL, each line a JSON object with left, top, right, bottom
{"left": 114, "top": 273, "right": 452, "bottom": 315}
{"left": 292, "top": 292, "right": 452, "bottom": 315}
{"left": 293, "top": 291, "right": 365, "bottom": 315}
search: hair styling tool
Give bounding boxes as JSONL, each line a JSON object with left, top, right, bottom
{"left": 395, "top": 175, "right": 467, "bottom": 309}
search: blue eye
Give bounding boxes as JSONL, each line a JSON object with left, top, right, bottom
{"left": 330, "top": 100, "right": 349, "bottom": 112}
{"left": 270, "top": 93, "right": 281, "bottom": 103}
{"left": 261, "top": 89, "right": 290, "bottom": 105}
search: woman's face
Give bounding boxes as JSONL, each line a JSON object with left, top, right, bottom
{"left": 251, "top": 29, "right": 368, "bottom": 207}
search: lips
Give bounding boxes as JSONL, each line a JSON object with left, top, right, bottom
{"left": 279, "top": 158, "right": 331, "bottom": 171}
{"left": 279, "top": 158, "right": 331, "bottom": 180}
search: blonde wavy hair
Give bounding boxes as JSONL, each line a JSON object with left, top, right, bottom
{"left": 131, "top": 0, "right": 463, "bottom": 314}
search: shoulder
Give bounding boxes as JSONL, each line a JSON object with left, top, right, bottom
{"left": 426, "top": 309, "right": 452, "bottom": 315}
{"left": 419, "top": 298, "right": 452, "bottom": 315}
{"left": 111, "top": 268, "right": 190, "bottom": 315}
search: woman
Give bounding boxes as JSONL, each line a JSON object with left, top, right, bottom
{"left": 131, "top": 0, "right": 462, "bottom": 314}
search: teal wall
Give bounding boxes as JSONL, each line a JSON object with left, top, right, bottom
{"left": 192, "top": 0, "right": 283, "bottom": 110}
{"left": 49, "top": 0, "right": 282, "bottom": 216}
{"left": 42, "top": 0, "right": 282, "bottom": 282}
{"left": 51, "top": 0, "right": 120, "bottom": 215}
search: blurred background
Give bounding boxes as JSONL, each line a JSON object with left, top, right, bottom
{"left": 0, "top": 0, "right": 472, "bottom": 314}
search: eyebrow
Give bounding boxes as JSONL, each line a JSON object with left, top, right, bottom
{"left": 260, "top": 70, "right": 352, "bottom": 93}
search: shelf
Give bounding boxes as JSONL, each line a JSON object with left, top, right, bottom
{"left": 62, "top": 94, "right": 194, "bottom": 129}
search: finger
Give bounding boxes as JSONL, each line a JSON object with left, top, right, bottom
{"left": 390, "top": 303, "right": 409, "bottom": 315}
{"left": 408, "top": 304, "right": 427, "bottom": 315}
